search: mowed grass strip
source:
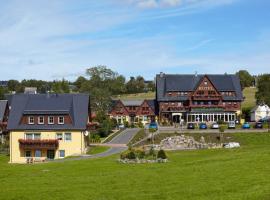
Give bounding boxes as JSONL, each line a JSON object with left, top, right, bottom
{"left": 0, "top": 133, "right": 270, "bottom": 200}
{"left": 87, "top": 145, "right": 111, "bottom": 155}
{"left": 242, "top": 87, "right": 257, "bottom": 109}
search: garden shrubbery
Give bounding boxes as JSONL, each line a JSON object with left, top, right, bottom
{"left": 120, "top": 147, "right": 168, "bottom": 162}
{"left": 157, "top": 149, "right": 167, "bottom": 159}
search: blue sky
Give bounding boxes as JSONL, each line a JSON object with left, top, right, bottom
{"left": 0, "top": 0, "right": 269, "bottom": 81}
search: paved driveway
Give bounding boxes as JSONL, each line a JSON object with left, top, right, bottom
{"left": 107, "top": 128, "right": 140, "bottom": 145}
{"left": 54, "top": 128, "right": 141, "bottom": 162}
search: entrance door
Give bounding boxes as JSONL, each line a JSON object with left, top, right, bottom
{"left": 47, "top": 150, "right": 55, "bottom": 160}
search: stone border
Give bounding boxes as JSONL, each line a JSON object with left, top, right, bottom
{"left": 118, "top": 158, "right": 168, "bottom": 164}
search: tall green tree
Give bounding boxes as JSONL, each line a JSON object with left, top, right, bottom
{"left": 82, "top": 65, "right": 125, "bottom": 113}
{"left": 51, "top": 79, "right": 70, "bottom": 93}
{"left": 0, "top": 87, "right": 5, "bottom": 100}
{"left": 236, "top": 70, "right": 255, "bottom": 89}
{"left": 255, "top": 74, "right": 270, "bottom": 105}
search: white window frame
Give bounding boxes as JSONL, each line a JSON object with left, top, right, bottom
{"left": 35, "top": 150, "right": 42, "bottom": 157}
{"left": 38, "top": 116, "right": 44, "bottom": 124}
{"left": 28, "top": 116, "right": 34, "bottom": 125}
{"left": 56, "top": 133, "right": 63, "bottom": 140}
{"left": 48, "top": 116, "right": 54, "bottom": 124}
{"left": 64, "top": 133, "right": 72, "bottom": 142}
{"left": 25, "top": 133, "right": 41, "bottom": 140}
{"left": 58, "top": 116, "right": 64, "bottom": 124}
{"left": 59, "top": 150, "right": 65, "bottom": 158}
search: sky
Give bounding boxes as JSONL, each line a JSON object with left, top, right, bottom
{"left": 0, "top": 0, "right": 270, "bottom": 81}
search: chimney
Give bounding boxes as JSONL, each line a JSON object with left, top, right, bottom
{"left": 160, "top": 72, "right": 165, "bottom": 78}
{"left": 195, "top": 71, "right": 198, "bottom": 77}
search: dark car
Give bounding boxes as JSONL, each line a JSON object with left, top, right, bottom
{"left": 199, "top": 123, "right": 207, "bottom": 129}
{"left": 254, "top": 122, "right": 263, "bottom": 129}
{"left": 259, "top": 116, "right": 270, "bottom": 123}
{"left": 187, "top": 123, "right": 195, "bottom": 129}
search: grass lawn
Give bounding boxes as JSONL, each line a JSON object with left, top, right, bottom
{"left": 242, "top": 87, "right": 257, "bottom": 109}
{"left": 87, "top": 146, "right": 111, "bottom": 155}
{"left": 112, "top": 91, "right": 155, "bottom": 100}
{"left": 1, "top": 133, "right": 270, "bottom": 200}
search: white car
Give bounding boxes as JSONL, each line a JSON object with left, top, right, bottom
{"left": 211, "top": 123, "right": 219, "bottom": 129}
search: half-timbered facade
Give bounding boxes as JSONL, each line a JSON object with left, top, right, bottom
{"left": 109, "top": 99, "right": 156, "bottom": 125}
{"left": 156, "top": 73, "right": 243, "bottom": 124}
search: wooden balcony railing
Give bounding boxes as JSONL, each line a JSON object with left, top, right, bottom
{"left": 18, "top": 139, "right": 59, "bottom": 150}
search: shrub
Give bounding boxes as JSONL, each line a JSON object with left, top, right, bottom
{"left": 219, "top": 125, "right": 225, "bottom": 133}
{"left": 157, "top": 149, "right": 167, "bottom": 159}
{"left": 90, "top": 134, "right": 101, "bottom": 143}
{"left": 135, "top": 149, "right": 145, "bottom": 159}
{"left": 138, "top": 120, "right": 144, "bottom": 128}
{"left": 124, "top": 120, "right": 129, "bottom": 128}
{"left": 148, "top": 146, "right": 156, "bottom": 158}
{"left": 127, "top": 151, "right": 136, "bottom": 160}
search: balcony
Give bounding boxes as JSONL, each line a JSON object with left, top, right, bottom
{"left": 18, "top": 139, "right": 59, "bottom": 150}
{"left": 192, "top": 96, "right": 221, "bottom": 100}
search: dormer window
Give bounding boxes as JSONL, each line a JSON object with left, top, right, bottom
{"left": 28, "top": 116, "right": 34, "bottom": 124}
{"left": 38, "top": 116, "right": 44, "bottom": 124}
{"left": 58, "top": 116, "right": 64, "bottom": 124}
{"left": 48, "top": 116, "right": 54, "bottom": 124}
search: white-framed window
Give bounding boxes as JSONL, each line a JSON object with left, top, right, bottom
{"left": 64, "top": 133, "right": 71, "bottom": 141}
{"left": 25, "top": 150, "right": 31, "bottom": 158}
{"left": 35, "top": 150, "right": 41, "bottom": 157}
{"left": 28, "top": 116, "right": 34, "bottom": 124}
{"left": 143, "top": 116, "right": 148, "bottom": 121}
{"left": 38, "top": 116, "right": 44, "bottom": 124}
{"left": 48, "top": 116, "right": 54, "bottom": 124}
{"left": 58, "top": 116, "right": 64, "bottom": 124}
{"left": 59, "top": 150, "right": 65, "bottom": 158}
{"left": 25, "top": 133, "right": 41, "bottom": 140}
{"left": 56, "top": 133, "right": 63, "bottom": 140}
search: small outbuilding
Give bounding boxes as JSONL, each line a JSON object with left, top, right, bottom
{"left": 250, "top": 104, "right": 270, "bottom": 122}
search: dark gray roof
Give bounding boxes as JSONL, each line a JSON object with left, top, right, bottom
{"left": 156, "top": 74, "right": 243, "bottom": 101}
{"left": 122, "top": 100, "right": 143, "bottom": 106}
{"left": 0, "top": 100, "right": 8, "bottom": 122}
{"left": 7, "top": 94, "right": 89, "bottom": 130}
{"left": 146, "top": 99, "right": 157, "bottom": 114}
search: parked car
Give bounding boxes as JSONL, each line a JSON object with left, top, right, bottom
{"left": 211, "top": 122, "right": 219, "bottom": 129}
{"left": 187, "top": 123, "right": 195, "bottom": 129}
{"left": 118, "top": 124, "right": 125, "bottom": 129}
{"left": 242, "top": 122, "right": 250, "bottom": 129}
{"left": 259, "top": 116, "right": 270, "bottom": 123}
{"left": 254, "top": 122, "right": 263, "bottom": 129}
{"left": 149, "top": 122, "right": 158, "bottom": 130}
{"left": 199, "top": 123, "right": 207, "bottom": 129}
{"left": 228, "top": 121, "right": 236, "bottom": 129}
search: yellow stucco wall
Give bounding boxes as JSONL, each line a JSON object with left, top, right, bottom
{"left": 9, "top": 130, "right": 87, "bottom": 163}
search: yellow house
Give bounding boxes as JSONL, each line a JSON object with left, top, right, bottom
{"left": 7, "top": 94, "right": 90, "bottom": 163}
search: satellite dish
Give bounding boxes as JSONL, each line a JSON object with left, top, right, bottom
{"left": 84, "top": 131, "right": 89, "bottom": 136}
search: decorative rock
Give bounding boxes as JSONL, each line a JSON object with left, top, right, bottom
{"left": 159, "top": 135, "right": 223, "bottom": 150}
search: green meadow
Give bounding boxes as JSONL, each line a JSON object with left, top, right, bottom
{"left": 0, "top": 133, "right": 270, "bottom": 200}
